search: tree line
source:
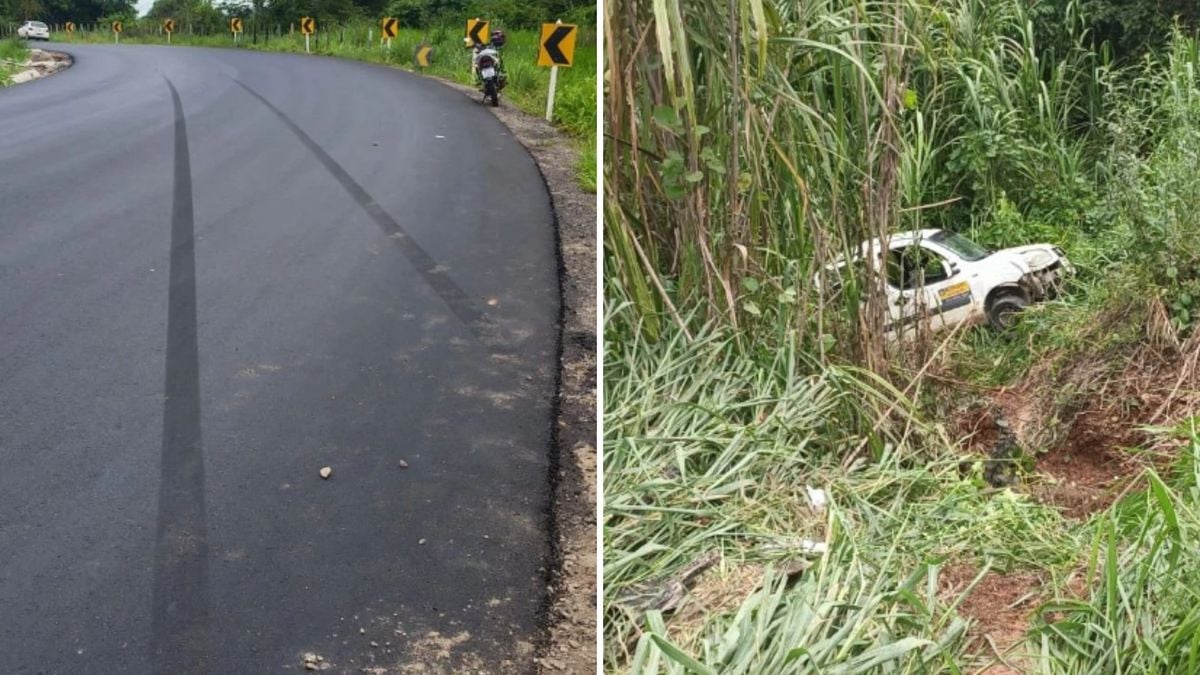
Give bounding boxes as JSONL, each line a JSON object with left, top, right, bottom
{"left": 2, "top": 0, "right": 594, "bottom": 30}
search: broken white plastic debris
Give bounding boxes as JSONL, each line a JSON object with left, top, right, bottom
{"left": 799, "top": 539, "right": 828, "bottom": 555}
{"left": 806, "top": 486, "right": 827, "bottom": 512}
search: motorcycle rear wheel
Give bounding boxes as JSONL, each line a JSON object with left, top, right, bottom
{"left": 485, "top": 80, "right": 499, "bottom": 107}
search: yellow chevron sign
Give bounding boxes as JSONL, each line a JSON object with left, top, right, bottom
{"left": 230, "top": 17, "right": 243, "bottom": 33}
{"left": 163, "top": 19, "right": 176, "bottom": 33}
{"left": 538, "top": 23, "right": 578, "bottom": 67}
{"left": 65, "top": 21, "right": 75, "bottom": 32}
{"left": 414, "top": 44, "right": 432, "bottom": 68}
{"left": 300, "top": 16, "right": 315, "bottom": 35}
{"left": 381, "top": 17, "right": 398, "bottom": 39}
{"left": 465, "top": 18, "right": 488, "bottom": 46}
{"left": 112, "top": 21, "right": 122, "bottom": 33}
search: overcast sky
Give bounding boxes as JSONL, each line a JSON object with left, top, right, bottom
{"left": 135, "top": 0, "right": 154, "bottom": 17}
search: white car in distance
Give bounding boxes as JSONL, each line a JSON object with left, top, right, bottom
{"left": 823, "top": 229, "right": 1073, "bottom": 338}
{"left": 17, "top": 21, "right": 51, "bottom": 41}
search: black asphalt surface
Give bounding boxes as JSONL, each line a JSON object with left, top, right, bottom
{"left": 0, "top": 44, "right": 559, "bottom": 672}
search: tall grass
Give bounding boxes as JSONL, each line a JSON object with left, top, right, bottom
{"left": 603, "top": 297, "right": 1085, "bottom": 672}
{"left": 605, "top": 0, "right": 1115, "bottom": 368}
{"left": 606, "top": 1, "right": 1200, "bottom": 671}
{"left": 1033, "top": 430, "right": 1200, "bottom": 673}
{"left": 605, "top": 292, "right": 1200, "bottom": 673}
{"left": 604, "top": 296, "right": 1094, "bottom": 667}
{"left": 0, "top": 35, "right": 26, "bottom": 85}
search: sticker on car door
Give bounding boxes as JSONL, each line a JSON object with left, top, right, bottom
{"left": 937, "top": 281, "right": 972, "bottom": 311}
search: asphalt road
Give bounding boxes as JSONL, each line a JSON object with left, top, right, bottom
{"left": 0, "top": 44, "right": 559, "bottom": 673}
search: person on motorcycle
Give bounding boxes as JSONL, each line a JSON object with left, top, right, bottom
{"left": 490, "top": 30, "right": 506, "bottom": 48}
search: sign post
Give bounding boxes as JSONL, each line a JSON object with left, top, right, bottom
{"left": 112, "top": 20, "right": 121, "bottom": 44}
{"left": 164, "top": 18, "right": 175, "bottom": 43}
{"left": 300, "top": 17, "right": 314, "bottom": 53}
{"left": 65, "top": 21, "right": 74, "bottom": 40}
{"left": 537, "top": 20, "right": 578, "bottom": 122}
{"left": 230, "top": 18, "right": 243, "bottom": 44}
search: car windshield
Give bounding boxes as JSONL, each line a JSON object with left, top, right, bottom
{"left": 30, "top": 21, "right": 47, "bottom": 28}
{"left": 930, "top": 230, "right": 990, "bottom": 261}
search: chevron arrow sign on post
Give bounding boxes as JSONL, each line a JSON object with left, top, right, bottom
{"left": 414, "top": 44, "right": 432, "bottom": 68}
{"left": 537, "top": 22, "right": 577, "bottom": 67}
{"left": 538, "top": 21, "right": 578, "bottom": 123}
{"left": 466, "top": 18, "right": 489, "bottom": 47}
{"left": 300, "top": 16, "right": 315, "bottom": 53}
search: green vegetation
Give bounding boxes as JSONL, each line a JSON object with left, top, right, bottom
{"left": 0, "top": 34, "right": 26, "bottom": 84}
{"left": 1, "top": 0, "right": 593, "bottom": 32}
{"left": 606, "top": 0, "right": 1200, "bottom": 671}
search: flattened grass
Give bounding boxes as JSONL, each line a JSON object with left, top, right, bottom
{"left": 603, "top": 299, "right": 1088, "bottom": 672}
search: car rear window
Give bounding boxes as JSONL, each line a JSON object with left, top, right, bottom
{"left": 31, "top": 21, "right": 47, "bottom": 28}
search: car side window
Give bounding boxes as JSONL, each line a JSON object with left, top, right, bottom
{"left": 886, "top": 245, "right": 950, "bottom": 290}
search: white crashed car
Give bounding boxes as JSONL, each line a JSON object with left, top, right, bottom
{"left": 17, "top": 21, "right": 50, "bottom": 40}
{"left": 823, "top": 229, "right": 1073, "bottom": 337}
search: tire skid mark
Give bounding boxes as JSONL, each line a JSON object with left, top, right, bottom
{"left": 150, "top": 75, "right": 212, "bottom": 673}
{"left": 232, "top": 79, "right": 491, "bottom": 341}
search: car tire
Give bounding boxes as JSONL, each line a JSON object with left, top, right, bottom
{"left": 987, "top": 291, "right": 1028, "bottom": 332}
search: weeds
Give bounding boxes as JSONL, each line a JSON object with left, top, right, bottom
{"left": 0, "top": 35, "right": 26, "bottom": 85}
{"left": 603, "top": 298, "right": 1085, "bottom": 671}
{"left": 605, "top": 2, "right": 1200, "bottom": 668}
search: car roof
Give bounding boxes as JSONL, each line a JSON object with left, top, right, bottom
{"left": 825, "top": 229, "right": 948, "bottom": 270}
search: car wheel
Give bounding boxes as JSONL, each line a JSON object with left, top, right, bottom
{"left": 987, "top": 291, "right": 1028, "bottom": 332}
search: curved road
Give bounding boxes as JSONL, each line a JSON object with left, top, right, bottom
{"left": 0, "top": 45, "right": 559, "bottom": 672}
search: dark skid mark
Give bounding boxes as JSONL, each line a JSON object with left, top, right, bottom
{"left": 233, "top": 80, "right": 489, "bottom": 338}
{"left": 151, "top": 76, "right": 212, "bottom": 673}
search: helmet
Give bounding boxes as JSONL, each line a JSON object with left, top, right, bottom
{"left": 490, "top": 30, "right": 506, "bottom": 47}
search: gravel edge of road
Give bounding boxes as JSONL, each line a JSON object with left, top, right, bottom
{"left": 434, "top": 80, "right": 598, "bottom": 674}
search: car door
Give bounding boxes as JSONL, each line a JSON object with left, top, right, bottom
{"left": 884, "top": 244, "right": 975, "bottom": 336}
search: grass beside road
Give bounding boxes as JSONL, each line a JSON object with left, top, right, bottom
{"left": 48, "top": 24, "right": 596, "bottom": 191}
{"left": 0, "top": 36, "right": 27, "bottom": 86}
{"left": 604, "top": 295, "right": 1200, "bottom": 673}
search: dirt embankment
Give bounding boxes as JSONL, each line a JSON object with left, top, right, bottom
{"left": 944, "top": 296, "right": 1200, "bottom": 670}
{"left": 3, "top": 48, "right": 71, "bottom": 85}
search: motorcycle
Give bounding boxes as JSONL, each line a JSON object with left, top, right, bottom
{"left": 469, "top": 33, "right": 507, "bottom": 107}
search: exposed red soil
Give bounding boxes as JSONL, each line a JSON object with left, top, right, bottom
{"left": 955, "top": 384, "right": 1151, "bottom": 520}
{"left": 939, "top": 564, "right": 1043, "bottom": 673}
{"left": 1031, "top": 409, "right": 1142, "bottom": 519}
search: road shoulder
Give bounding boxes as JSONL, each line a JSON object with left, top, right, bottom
{"left": 2, "top": 47, "right": 71, "bottom": 85}
{"left": 436, "top": 79, "right": 598, "bottom": 675}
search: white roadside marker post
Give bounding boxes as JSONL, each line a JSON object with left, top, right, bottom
{"left": 545, "top": 65, "right": 559, "bottom": 121}
{"left": 544, "top": 19, "right": 562, "bottom": 122}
